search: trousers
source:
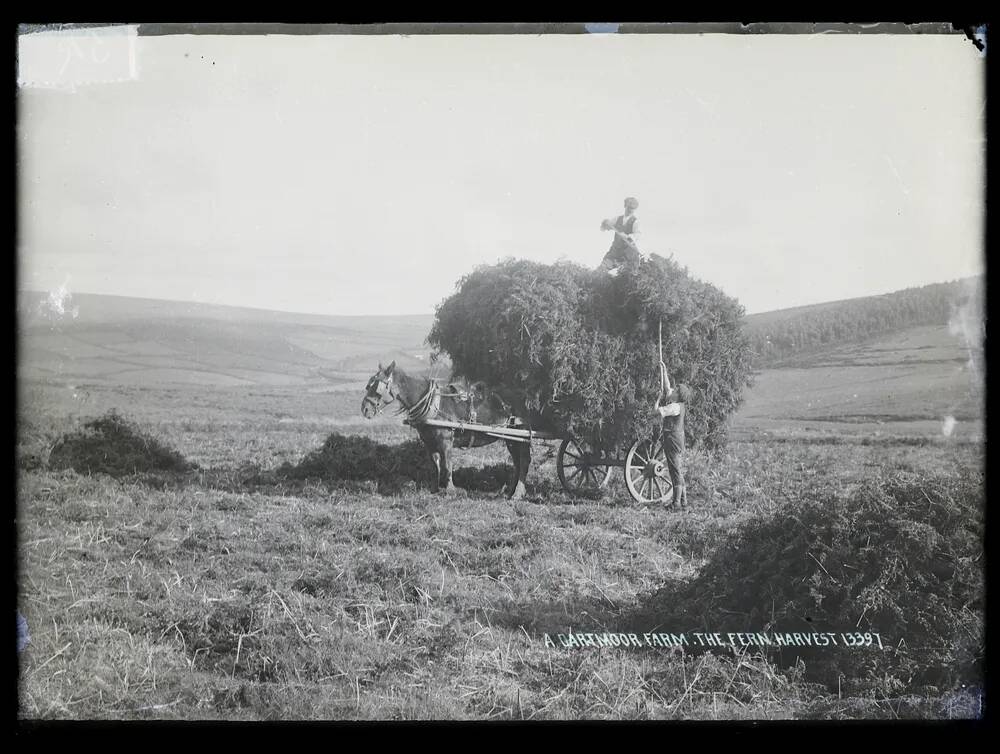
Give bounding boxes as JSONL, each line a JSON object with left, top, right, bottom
{"left": 662, "top": 437, "right": 687, "bottom": 507}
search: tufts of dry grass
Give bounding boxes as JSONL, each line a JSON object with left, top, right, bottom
{"left": 17, "top": 408, "right": 985, "bottom": 720}
{"left": 47, "top": 410, "right": 195, "bottom": 478}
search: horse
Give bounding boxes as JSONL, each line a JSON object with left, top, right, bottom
{"left": 360, "top": 360, "right": 538, "bottom": 499}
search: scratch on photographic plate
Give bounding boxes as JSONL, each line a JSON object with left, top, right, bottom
{"left": 17, "top": 612, "right": 30, "bottom": 654}
{"left": 947, "top": 277, "right": 985, "bottom": 380}
{"left": 942, "top": 415, "right": 957, "bottom": 438}
{"left": 942, "top": 276, "right": 985, "bottom": 438}
{"left": 883, "top": 155, "right": 910, "bottom": 197}
{"left": 17, "top": 24, "right": 139, "bottom": 91}
{"left": 584, "top": 23, "right": 620, "bottom": 34}
{"left": 38, "top": 280, "right": 80, "bottom": 321}
{"left": 968, "top": 25, "right": 986, "bottom": 58}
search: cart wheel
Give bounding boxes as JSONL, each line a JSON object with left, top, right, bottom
{"left": 557, "top": 437, "right": 613, "bottom": 493}
{"left": 625, "top": 438, "right": 673, "bottom": 504}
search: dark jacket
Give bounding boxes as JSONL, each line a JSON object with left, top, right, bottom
{"left": 599, "top": 214, "right": 641, "bottom": 270}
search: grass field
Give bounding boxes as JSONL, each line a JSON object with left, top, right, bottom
{"left": 16, "top": 293, "right": 985, "bottom": 720}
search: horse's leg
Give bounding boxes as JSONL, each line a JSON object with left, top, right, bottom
{"left": 438, "top": 431, "right": 457, "bottom": 495}
{"left": 507, "top": 441, "right": 529, "bottom": 500}
{"left": 512, "top": 442, "right": 531, "bottom": 500}
{"left": 521, "top": 443, "right": 532, "bottom": 491}
{"left": 504, "top": 441, "right": 520, "bottom": 497}
{"left": 419, "top": 427, "right": 442, "bottom": 492}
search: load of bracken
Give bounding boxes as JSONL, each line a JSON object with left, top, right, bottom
{"left": 428, "top": 254, "right": 754, "bottom": 450}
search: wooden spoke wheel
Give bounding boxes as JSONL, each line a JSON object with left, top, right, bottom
{"left": 557, "top": 437, "right": 613, "bottom": 493}
{"left": 625, "top": 438, "right": 673, "bottom": 504}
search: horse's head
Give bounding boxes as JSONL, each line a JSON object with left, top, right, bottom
{"left": 361, "top": 360, "right": 397, "bottom": 419}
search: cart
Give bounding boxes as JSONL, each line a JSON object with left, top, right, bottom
{"left": 404, "top": 416, "right": 673, "bottom": 504}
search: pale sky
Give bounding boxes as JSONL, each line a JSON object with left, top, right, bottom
{"left": 17, "top": 31, "right": 985, "bottom": 316}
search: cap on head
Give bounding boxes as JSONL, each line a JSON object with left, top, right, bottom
{"left": 624, "top": 197, "right": 639, "bottom": 210}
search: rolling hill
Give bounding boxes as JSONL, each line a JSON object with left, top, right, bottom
{"left": 730, "top": 324, "right": 984, "bottom": 441}
{"left": 17, "top": 283, "right": 985, "bottom": 443}
{"left": 735, "top": 277, "right": 984, "bottom": 440}
{"left": 17, "top": 291, "right": 439, "bottom": 390}
{"left": 744, "top": 276, "right": 983, "bottom": 368}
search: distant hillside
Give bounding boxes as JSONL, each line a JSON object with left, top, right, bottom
{"left": 731, "top": 323, "right": 984, "bottom": 441}
{"left": 17, "top": 290, "right": 440, "bottom": 390}
{"left": 18, "top": 280, "right": 985, "bottom": 393}
{"left": 744, "top": 277, "right": 983, "bottom": 368}
{"left": 18, "top": 290, "right": 435, "bottom": 332}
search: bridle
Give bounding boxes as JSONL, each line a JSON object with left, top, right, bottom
{"left": 363, "top": 373, "right": 398, "bottom": 417}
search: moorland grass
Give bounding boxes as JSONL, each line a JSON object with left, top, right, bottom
{"left": 47, "top": 410, "right": 195, "bottom": 478}
{"left": 17, "top": 412, "right": 985, "bottom": 720}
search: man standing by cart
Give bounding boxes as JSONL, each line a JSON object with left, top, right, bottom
{"left": 656, "top": 383, "right": 691, "bottom": 508}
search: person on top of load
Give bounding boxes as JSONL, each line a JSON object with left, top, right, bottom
{"left": 598, "top": 196, "right": 647, "bottom": 275}
{"left": 655, "top": 382, "right": 691, "bottom": 508}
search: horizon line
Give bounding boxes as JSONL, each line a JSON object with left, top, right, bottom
{"left": 18, "top": 273, "right": 981, "bottom": 322}
{"left": 16, "top": 288, "right": 438, "bottom": 320}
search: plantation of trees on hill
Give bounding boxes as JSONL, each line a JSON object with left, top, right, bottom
{"left": 744, "top": 277, "right": 982, "bottom": 367}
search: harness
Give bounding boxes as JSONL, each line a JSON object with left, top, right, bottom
{"left": 366, "top": 375, "right": 482, "bottom": 424}
{"left": 396, "top": 384, "right": 441, "bottom": 423}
